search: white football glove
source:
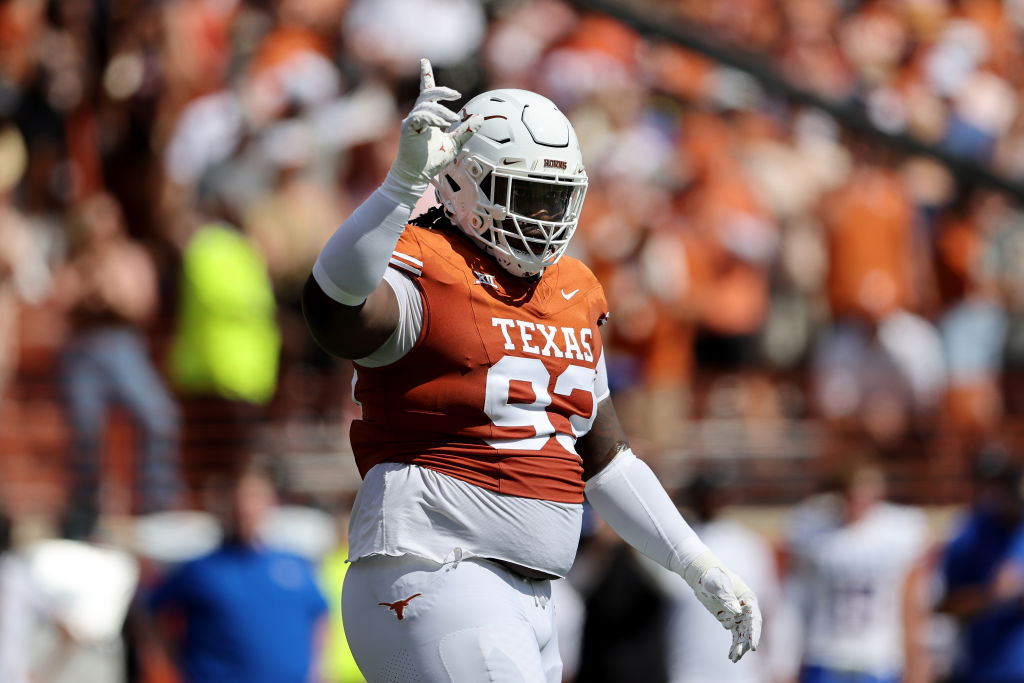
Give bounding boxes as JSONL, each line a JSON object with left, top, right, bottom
{"left": 683, "top": 550, "right": 763, "bottom": 663}
{"left": 383, "top": 58, "right": 482, "bottom": 202}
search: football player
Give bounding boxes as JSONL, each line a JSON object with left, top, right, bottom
{"left": 303, "top": 59, "right": 761, "bottom": 681}
{"left": 786, "top": 460, "right": 931, "bottom": 683}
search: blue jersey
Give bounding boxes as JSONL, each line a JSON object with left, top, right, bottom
{"left": 942, "top": 510, "right": 1024, "bottom": 682}
{"left": 150, "top": 544, "right": 328, "bottom": 683}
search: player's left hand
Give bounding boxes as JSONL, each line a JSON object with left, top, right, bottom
{"left": 723, "top": 575, "right": 762, "bottom": 663}
{"left": 683, "top": 553, "right": 763, "bottom": 662}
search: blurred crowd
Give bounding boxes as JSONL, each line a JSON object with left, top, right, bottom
{"left": 1, "top": 0, "right": 1020, "bottom": 503}
{"left": 3, "top": 0, "right": 1024, "bottom": 680}
{"left": 3, "top": 0, "right": 1024, "bottom": 498}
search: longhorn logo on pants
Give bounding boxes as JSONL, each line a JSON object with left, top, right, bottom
{"left": 378, "top": 593, "right": 422, "bottom": 621}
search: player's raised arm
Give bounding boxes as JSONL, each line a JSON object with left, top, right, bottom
{"left": 302, "top": 58, "right": 481, "bottom": 359}
{"left": 578, "top": 396, "right": 763, "bottom": 664}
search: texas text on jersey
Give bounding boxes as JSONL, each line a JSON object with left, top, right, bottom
{"left": 350, "top": 222, "right": 610, "bottom": 504}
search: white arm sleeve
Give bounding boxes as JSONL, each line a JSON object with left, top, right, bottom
{"left": 587, "top": 447, "right": 762, "bottom": 663}
{"left": 584, "top": 448, "right": 710, "bottom": 576}
{"left": 311, "top": 180, "right": 420, "bottom": 306}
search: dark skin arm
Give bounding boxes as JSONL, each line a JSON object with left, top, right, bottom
{"left": 301, "top": 273, "right": 400, "bottom": 360}
{"left": 937, "top": 559, "right": 1024, "bottom": 619}
{"left": 577, "top": 394, "right": 630, "bottom": 481}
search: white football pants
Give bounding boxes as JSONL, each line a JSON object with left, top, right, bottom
{"left": 342, "top": 553, "right": 562, "bottom": 683}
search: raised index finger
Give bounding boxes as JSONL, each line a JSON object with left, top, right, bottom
{"left": 419, "top": 58, "right": 435, "bottom": 92}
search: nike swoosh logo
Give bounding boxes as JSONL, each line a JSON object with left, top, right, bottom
{"left": 561, "top": 289, "right": 579, "bottom": 300}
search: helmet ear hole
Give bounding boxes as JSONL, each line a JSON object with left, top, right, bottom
{"left": 445, "top": 175, "right": 461, "bottom": 192}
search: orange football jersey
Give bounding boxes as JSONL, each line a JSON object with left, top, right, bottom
{"left": 349, "top": 224, "right": 609, "bottom": 504}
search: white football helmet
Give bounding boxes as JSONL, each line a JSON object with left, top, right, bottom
{"left": 433, "top": 89, "right": 588, "bottom": 278}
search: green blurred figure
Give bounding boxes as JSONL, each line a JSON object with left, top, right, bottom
{"left": 320, "top": 545, "right": 367, "bottom": 683}
{"left": 168, "top": 221, "right": 280, "bottom": 484}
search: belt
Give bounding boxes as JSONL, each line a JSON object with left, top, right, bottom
{"left": 487, "top": 558, "right": 559, "bottom": 582}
